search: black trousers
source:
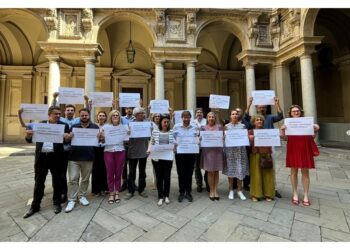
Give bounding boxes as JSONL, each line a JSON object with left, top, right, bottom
{"left": 122, "top": 148, "right": 129, "bottom": 186}
{"left": 31, "top": 152, "right": 62, "bottom": 209}
{"left": 195, "top": 150, "right": 209, "bottom": 188}
{"left": 91, "top": 147, "right": 108, "bottom": 194}
{"left": 127, "top": 157, "right": 147, "bottom": 194}
{"left": 175, "top": 153, "right": 196, "bottom": 195}
{"left": 153, "top": 160, "right": 173, "bottom": 199}
{"left": 60, "top": 151, "right": 69, "bottom": 198}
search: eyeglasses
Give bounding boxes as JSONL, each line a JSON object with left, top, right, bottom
{"left": 112, "top": 114, "right": 119, "bottom": 117}
{"left": 291, "top": 110, "right": 300, "bottom": 113}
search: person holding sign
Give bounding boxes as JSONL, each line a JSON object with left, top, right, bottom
{"left": 199, "top": 112, "right": 224, "bottom": 201}
{"left": 65, "top": 108, "right": 102, "bottom": 213}
{"left": 100, "top": 110, "right": 127, "bottom": 204}
{"left": 223, "top": 110, "right": 249, "bottom": 201}
{"left": 125, "top": 107, "right": 150, "bottom": 200}
{"left": 248, "top": 115, "right": 275, "bottom": 202}
{"left": 91, "top": 111, "right": 109, "bottom": 197}
{"left": 173, "top": 111, "right": 200, "bottom": 202}
{"left": 147, "top": 115, "right": 175, "bottom": 206}
{"left": 280, "top": 105, "right": 320, "bottom": 207}
{"left": 23, "top": 106, "right": 70, "bottom": 218}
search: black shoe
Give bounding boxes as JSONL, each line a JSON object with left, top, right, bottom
{"left": 275, "top": 190, "right": 282, "bottom": 198}
{"left": 197, "top": 186, "right": 202, "bottom": 192}
{"left": 244, "top": 186, "right": 250, "bottom": 192}
{"left": 186, "top": 193, "right": 193, "bottom": 202}
{"left": 53, "top": 204, "right": 62, "bottom": 214}
{"left": 178, "top": 194, "right": 184, "bottom": 203}
{"left": 209, "top": 197, "right": 215, "bottom": 201}
{"left": 61, "top": 195, "right": 67, "bottom": 204}
{"left": 23, "top": 207, "right": 39, "bottom": 219}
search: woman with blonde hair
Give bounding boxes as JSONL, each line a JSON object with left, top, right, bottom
{"left": 200, "top": 112, "right": 224, "bottom": 200}
{"left": 280, "top": 105, "right": 319, "bottom": 206}
{"left": 248, "top": 115, "right": 275, "bottom": 202}
{"left": 101, "top": 110, "right": 127, "bottom": 204}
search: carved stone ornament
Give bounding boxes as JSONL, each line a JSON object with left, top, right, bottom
{"left": 247, "top": 15, "right": 259, "bottom": 39}
{"left": 44, "top": 8, "right": 58, "bottom": 31}
{"left": 155, "top": 9, "right": 166, "bottom": 35}
{"left": 82, "top": 8, "right": 93, "bottom": 32}
{"left": 186, "top": 12, "right": 197, "bottom": 34}
{"left": 59, "top": 9, "right": 82, "bottom": 39}
{"left": 165, "top": 15, "right": 186, "bottom": 42}
{"left": 256, "top": 25, "right": 272, "bottom": 47}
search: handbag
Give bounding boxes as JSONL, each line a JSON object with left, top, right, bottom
{"left": 311, "top": 140, "right": 320, "bottom": 157}
{"left": 260, "top": 153, "right": 273, "bottom": 168}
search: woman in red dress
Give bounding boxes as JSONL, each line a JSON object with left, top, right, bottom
{"left": 280, "top": 105, "right": 319, "bottom": 207}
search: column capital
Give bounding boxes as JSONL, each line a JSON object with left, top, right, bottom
{"left": 82, "top": 56, "right": 97, "bottom": 64}
{"left": 186, "top": 61, "right": 196, "bottom": 67}
{"left": 243, "top": 61, "right": 256, "bottom": 69}
{"left": 153, "top": 59, "right": 165, "bottom": 66}
{"left": 45, "top": 55, "right": 61, "bottom": 62}
{"left": 300, "top": 52, "right": 312, "bottom": 60}
{"left": 0, "top": 74, "right": 7, "bottom": 80}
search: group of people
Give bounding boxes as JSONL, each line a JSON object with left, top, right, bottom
{"left": 20, "top": 92, "right": 319, "bottom": 219}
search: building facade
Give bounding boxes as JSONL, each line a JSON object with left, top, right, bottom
{"left": 0, "top": 8, "right": 349, "bottom": 143}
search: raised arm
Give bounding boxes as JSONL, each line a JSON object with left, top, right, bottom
{"left": 17, "top": 108, "right": 27, "bottom": 128}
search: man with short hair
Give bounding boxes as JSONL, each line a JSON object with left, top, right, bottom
{"left": 23, "top": 106, "right": 70, "bottom": 218}
{"left": 125, "top": 107, "right": 150, "bottom": 200}
{"left": 65, "top": 108, "right": 101, "bottom": 212}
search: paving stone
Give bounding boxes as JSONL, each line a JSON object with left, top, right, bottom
{"left": 153, "top": 210, "right": 189, "bottom": 229}
{"left": 176, "top": 196, "right": 213, "bottom": 218}
{"left": 122, "top": 210, "right": 161, "bottom": 232}
{"left": 193, "top": 201, "right": 232, "bottom": 227}
{"left": 242, "top": 217, "right": 291, "bottom": 239}
{"left": 275, "top": 199, "right": 320, "bottom": 217}
{"left": 92, "top": 208, "right": 130, "bottom": 234}
{"left": 81, "top": 221, "right": 113, "bottom": 242}
{"left": 109, "top": 198, "right": 147, "bottom": 216}
{"left": 321, "top": 227, "right": 350, "bottom": 241}
{"left": 268, "top": 207, "right": 294, "bottom": 228}
{"left": 291, "top": 220, "right": 321, "bottom": 241}
{"left": 339, "top": 194, "right": 350, "bottom": 204}
{"left": 322, "top": 237, "right": 336, "bottom": 242}
{"left": 330, "top": 169, "right": 348, "bottom": 179}
{"left": 0, "top": 232, "right": 28, "bottom": 242}
{"left": 226, "top": 224, "right": 261, "bottom": 242}
{"left": 0, "top": 213, "right": 23, "bottom": 240}
{"left": 319, "top": 199, "right": 350, "bottom": 210}
{"left": 166, "top": 220, "right": 207, "bottom": 242}
{"left": 201, "top": 211, "right": 243, "bottom": 241}
{"left": 142, "top": 222, "right": 177, "bottom": 241}
{"left": 258, "top": 232, "right": 291, "bottom": 242}
{"left": 227, "top": 204, "right": 270, "bottom": 221}
{"left": 102, "top": 225, "right": 145, "bottom": 242}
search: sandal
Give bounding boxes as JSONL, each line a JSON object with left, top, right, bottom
{"left": 114, "top": 193, "right": 121, "bottom": 203}
{"left": 292, "top": 198, "right": 299, "bottom": 206}
{"left": 108, "top": 195, "right": 115, "bottom": 204}
{"left": 251, "top": 197, "right": 258, "bottom": 202}
{"left": 302, "top": 200, "right": 311, "bottom": 206}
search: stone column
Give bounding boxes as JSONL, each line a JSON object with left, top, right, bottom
{"left": 46, "top": 55, "right": 60, "bottom": 105}
{"left": 186, "top": 61, "right": 196, "bottom": 112}
{"left": 270, "top": 63, "right": 292, "bottom": 115}
{"left": 155, "top": 60, "right": 165, "bottom": 100}
{"left": 83, "top": 56, "right": 96, "bottom": 118}
{"left": 300, "top": 53, "right": 317, "bottom": 121}
{"left": 245, "top": 63, "right": 256, "bottom": 115}
{"left": 0, "top": 75, "right": 7, "bottom": 142}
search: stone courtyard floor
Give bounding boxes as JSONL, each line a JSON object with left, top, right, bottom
{"left": 0, "top": 144, "right": 350, "bottom": 242}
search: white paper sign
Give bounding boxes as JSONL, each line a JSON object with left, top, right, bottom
{"left": 224, "top": 129, "right": 250, "bottom": 147}
{"left": 150, "top": 100, "right": 169, "bottom": 114}
{"left": 254, "top": 129, "right": 281, "bottom": 147}
{"left": 20, "top": 104, "right": 48, "bottom": 120}
{"left": 150, "top": 144, "right": 174, "bottom": 161}
{"left": 58, "top": 87, "right": 85, "bottom": 104}
{"left": 103, "top": 125, "right": 128, "bottom": 145}
{"left": 32, "top": 123, "right": 65, "bottom": 143}
{"left": 176, "top": 137, "right": 199, "bottom": 154}
{"left": 252, "top": 90, "right": 275, "bottom": 105}
{"left": 129, "top": 121, "right": 151, "bottom": 138}
{"left": 209, "top": 94, "right": 230, "bottom": 109}
{"left": 71, "top": 128, "right": 99, "bottom": 146}
{"left": 119, "top": 93, "right": 140, "bottom": 108}
{"left": 90, "top": 92, "right": 113, "bottom": 107}
{"left": 284, "top": 117, "right": 314, "bottom": 136}
{"left": 174, "top": 110, "right": 194, "bottom": 125}
{"left": 200, "top": 131, "right": 224, "bottom": 147}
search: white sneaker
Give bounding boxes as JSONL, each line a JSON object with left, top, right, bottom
{"left": 164, "top": 197, "right": 170, "bottom": 204}
{"left": 157, "top": 199, "right": 163, "bottom": 206}
{"left": 65, "top": 201, "right": 75, "bottom": 213}
{"left": 79, "top": 196, "right": 90, "bottom": 206}
{"left": 228, "top": 190, "right": 234, "bottom": 200}
{"left": 237, "top": 191, "right": 246, "bottom": 201}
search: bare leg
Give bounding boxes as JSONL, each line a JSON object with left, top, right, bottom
{"left": 208, "top": 172, "right": 214, "bottom": 198}
{"left": 290, "top": 168, "right": 299, "bottom": 200}
{"left": 301, "top": 168, "right": 310, "bottom": 202}
{"left": 237, "top": 180, "right": 243, "bottom": 192}
{"left": 214, "top": 171, "right": 219, "bottom": 197}
{"left": 229, "top": 177, "right": 233, "bottom": 191}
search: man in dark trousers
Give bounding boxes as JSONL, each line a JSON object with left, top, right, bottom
{"left": 23, "top": 106, "right": 70, "bottom": 218}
